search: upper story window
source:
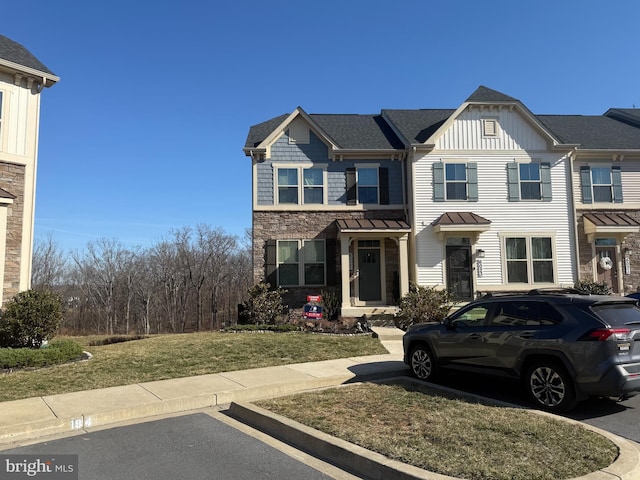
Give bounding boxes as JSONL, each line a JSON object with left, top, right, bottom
{"left": 357, "top": 168, "right": 379, "bottom": 204}
{"left": 445, "top": 164, "right": 467, "bottom": 200}
{"left": 580, "top": 165, "right": 623, "bottom": 204}
{"left": 505, "top": 236, "right": 554, "bottom": 284}
{"left": 277, "top": 168, "right": 298, "bottom": 204}
{"left": 277, "top": 167, "right": 325, "bottom": 205}
{"left": 592, "top": 167, "right": 613, "bottom": 202}
{"left": 346, "top": 167, "right": 390, "bottom": 206}
{"left": 433, "top": 162, "right": 477, "bottom": 202}
{"left": 507, "top": 161, "right": 551, "bottom": 202}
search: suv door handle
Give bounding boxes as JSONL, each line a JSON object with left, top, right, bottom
{"left": 517, "top": 331, "right": 535, "bottom": 339}
{"left": 468, "top": 333, "right": 482, "bottom": 340}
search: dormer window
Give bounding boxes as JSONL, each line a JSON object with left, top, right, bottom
{"left": 482, "top": 118, "right": 499, "bottom": 137}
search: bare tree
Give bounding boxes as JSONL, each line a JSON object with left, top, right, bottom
{"left": 32, "top": 233, "right": 68, "bottom": 290}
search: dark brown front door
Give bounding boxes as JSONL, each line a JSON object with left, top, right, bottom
{"left": 596, "top": 247, "right": 618, "bottom": 293}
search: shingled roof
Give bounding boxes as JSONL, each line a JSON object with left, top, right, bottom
{"left": 0, "top": 35, "right": 56, "bottom": 77}
{"left": 245, "top": 86, "right": 640, "bottom": 154}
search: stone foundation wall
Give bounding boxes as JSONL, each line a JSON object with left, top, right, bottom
{"left": 0, "top": 161, "right": 25, "bottom": 302}
{"left": 577, "top": 210, "right": 640, "bottom": 294}
{"left": 252, "top": 209, "right": 406, "bottom": 307}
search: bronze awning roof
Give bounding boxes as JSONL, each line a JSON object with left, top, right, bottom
{"left": 583, "top": 212, "right": 640, "bottom": 241}
{"left": 336, "top": 218, "right": 410, "bottom": 233}
{"left": 432, "top": 212, "right": 491, "bottom": 237}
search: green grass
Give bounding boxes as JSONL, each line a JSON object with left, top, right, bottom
{"left": 0, "top": 332, "right": 387, "bottom": 402}
{"left": 257, "top": 382, "right": 619, "bottom": 480}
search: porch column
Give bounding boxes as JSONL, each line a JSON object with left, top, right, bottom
{"left": 398, "top": 234, "right": 409, "bottom": 298}
{"left": 340, "top": 234, "right": 351, "bottom": 310}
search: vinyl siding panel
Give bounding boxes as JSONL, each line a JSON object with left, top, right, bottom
{"left": 414, "top": 152, "right": 575, "bottom": 288}
{"left": 436, "top": 108, "right": 549, "bottom": 151}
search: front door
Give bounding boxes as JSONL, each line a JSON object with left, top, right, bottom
{"left": 446, "top": 245, "right": 473, "bottom": 300}
{"left": 596, "top": 246, "right": 618, "bottom": 293}
{"left": 358, "top": 247, "right": 381, "bottom": 302}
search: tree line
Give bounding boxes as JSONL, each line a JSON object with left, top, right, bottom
{"left": 31, "top": 225, "right": 253, "bottom": 335}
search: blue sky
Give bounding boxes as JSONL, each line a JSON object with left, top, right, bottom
{"left": 3, "top": 0, "right": 640, "bottom": 252}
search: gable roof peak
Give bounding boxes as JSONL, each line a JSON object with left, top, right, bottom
{"left": 465, "top": 86, "right": 519, "bottom": 103}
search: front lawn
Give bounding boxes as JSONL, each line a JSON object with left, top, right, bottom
{"left": 0, "top": 332, "right": 387, "bottom": 402}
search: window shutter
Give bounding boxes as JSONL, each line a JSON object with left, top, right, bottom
{"left": 325, "top": 239, "right": 336, "bottom": 286}
{"left": 541, "top": 163, "right": 552, "bottom": 202}
{"left": 346, "top": 168, "right": 357, "bottom": 205}
{"left": 265, "top": 240, "right": 277, "bottom": 287}
{"left": 467, "top": 162, "right": 478, "bottom": 202}
{"left": 612, "top": 166, "right": 623, "bottom": 203}
{"left": 433, "top": 163, "right": 444, "bottom": 202}
{"left": 580, "top": 166, "right": 592, "bottom": 204}
{"left": 507, "top": 162, "right": 519, "bottom": 202}
{"left": 379, "top": 167, "right": 389, "bottom": 205}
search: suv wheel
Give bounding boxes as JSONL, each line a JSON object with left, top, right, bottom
{"left": 410, "top": 344, "right": 436, "bottom": 381}
{"left": 525, "top": 361, "right": 577, "bottom": 412}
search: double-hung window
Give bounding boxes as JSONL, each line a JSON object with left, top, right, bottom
{"left": 277, "top": 168, "right": 298, "bottom": 204}
{"left": 357, "top": 168, "right": 379, "bottom": 204}
{"left": 433, "top": 162, "right": 477, "bottom": 202}
{"left": 591, "top": 167, "right": 613, "bottom": 202}
{"left": 277, "top": 167, "right": 324, "bottom": 205}
{"left": 505, "top": 236, "right": 554, "bottom": 284}
{"left": 277, "top": 239, "right": 325, "bottom": 286}
{"left": 445, "top": 164, "right": 467, "bottom": 200}
{"left": 579, "top": 165, "right": 623, "bottom": 204}
{"left": 507, "top": 161, "right": 551, "bottom": 201}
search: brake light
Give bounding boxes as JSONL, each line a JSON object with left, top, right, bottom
{"left": 583, "top": 328, "right": 632, "bottom": 342}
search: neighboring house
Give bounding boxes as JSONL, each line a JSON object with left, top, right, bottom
{"left": 0, "top": 35, "right": 58, "bottom": 304}
{"left": 244, "top": 86, "right": 640, "bottom": 317}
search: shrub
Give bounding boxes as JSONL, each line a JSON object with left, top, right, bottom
{"left": 320, "top": 288, "right": 341, "bottom": 320}
{"left": 396, "top": 284, "right": 456, "bottom": 330}
{"left": 0, "top": 290, "right": 63, "bottom": 348}
{"left": 574, "top": 279, "right": 612, "bottom": 295}
{"left": 224, "top": 323, "right": 299, "bottom": 333}
{"left": 241, "top": 282, "right": 288, "bottom": 325}
{"left": 0, "top": 338, "right": 83, "bottom": 370}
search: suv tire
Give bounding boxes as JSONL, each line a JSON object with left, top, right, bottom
{"left": 409, "top": 344, "right": 437, "bottom": 381}
{"left": 525, "top": 361, "right": 577, "bottom": 412}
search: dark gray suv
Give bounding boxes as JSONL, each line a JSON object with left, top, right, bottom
{"left": 403, "top": 289, "right": 640, "bottom": 412}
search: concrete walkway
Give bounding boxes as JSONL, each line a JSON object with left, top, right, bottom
{"left": 1, "top": 327, "right": 639, "bottom": 479}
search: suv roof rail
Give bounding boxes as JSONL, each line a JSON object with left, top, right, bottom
{"left": 527, "top": 288, "right": 584, "bottom": 296}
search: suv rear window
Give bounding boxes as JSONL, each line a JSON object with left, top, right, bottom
{"left": 591, "top": 303, "right": 640, "bottom": 327}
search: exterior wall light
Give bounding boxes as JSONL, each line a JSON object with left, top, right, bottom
{"left": 477, "top": 249, "right": 485, "bottom": 258}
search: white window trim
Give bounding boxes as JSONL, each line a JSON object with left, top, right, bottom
{"left": 590, "top": 166, "right": 614, "bottom": 203}
{"left": 444, "top": 160, "right": 468, "bottom": 201}
{"left": 275, "top": 164, "right": 327, "bottom": 205}
{"left": 500, "top": 233, "right": 557, "bottom": 285}
{"left": 276, "top": 239, "right": 326, "bottom": 287}
{"left": 518, "top": 160, "right": 542, "bottom": 201}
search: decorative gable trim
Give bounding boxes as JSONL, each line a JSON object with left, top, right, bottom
{"left": 254, "top": 107, "right": 339, "bottom": 159}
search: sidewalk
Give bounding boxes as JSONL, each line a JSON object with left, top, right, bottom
{"left": 0, "top": 327, "right": 407, "bottom": 446}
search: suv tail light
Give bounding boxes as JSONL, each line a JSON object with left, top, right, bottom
{"left": 581, "top": 328, "right": 633, "bottom": 342}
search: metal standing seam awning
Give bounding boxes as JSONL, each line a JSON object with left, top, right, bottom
{"left": 336, "top": 218, "right": 411, "bottom": 237}
{"left": 431, "top": 212, "right": 491, "bottom": 240}
{"left": 583, "top": 212, "right": 640, "bottom": 242}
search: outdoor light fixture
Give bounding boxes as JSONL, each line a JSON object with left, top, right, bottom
{"left": 477, "top": 249, "right": 485, "bottom": 258}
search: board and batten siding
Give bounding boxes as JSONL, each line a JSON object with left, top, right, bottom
{"left": 435, "top": 107, "right": 549, "bottom": 151}
{"left": 572, "top": 159, "right": 640, "bottom": 209}
{"left": 413, "top": 109, "right": 576, "bottom": 289}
